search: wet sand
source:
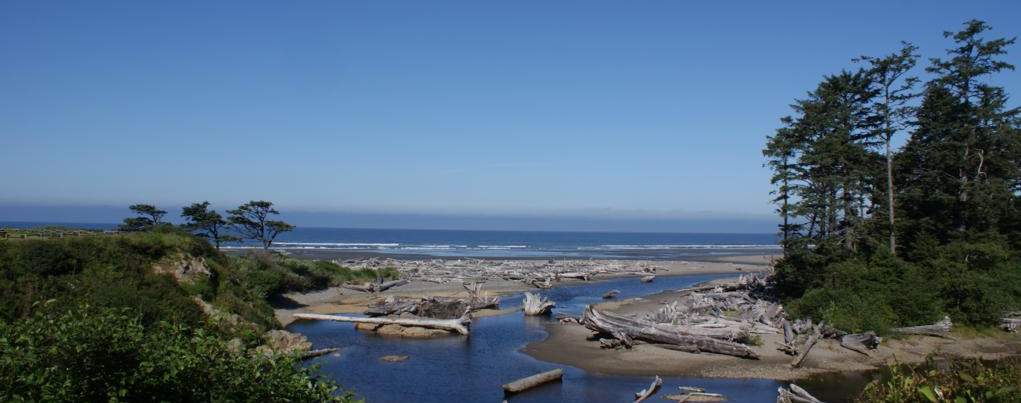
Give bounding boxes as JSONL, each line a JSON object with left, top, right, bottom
{"left": 523, "top": 283, "right": 1021, "bottom": 380}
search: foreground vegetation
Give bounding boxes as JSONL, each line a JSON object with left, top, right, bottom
{"left": 859, "top": 357, "right": 1021, "bottom": 402}
{"left": 764, "top": 20, "right": 1021, "bottom": 334}
{"left": 0, "top": 227, "right": 393, "bottom": 401}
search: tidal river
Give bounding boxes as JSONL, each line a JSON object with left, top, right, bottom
{"left": 288, "top": 274, "right": 864, "bottom": 402}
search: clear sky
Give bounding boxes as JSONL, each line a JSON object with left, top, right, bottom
{"left": 1, "top": 1, "right": 1019, "bottom": 231}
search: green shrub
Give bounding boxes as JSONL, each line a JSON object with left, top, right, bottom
{"left": 858, "top": 357, "right": 1021, "bottom": 402}
{"left": 0, "top": 306, "right": 354, "bottom": 402}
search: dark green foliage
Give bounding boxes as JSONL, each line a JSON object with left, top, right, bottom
{"left": 858, "top": 357, "right": 1021, "bottom": 402}
{"left": 227, "top": 201, "right": 295, "bottom": 249}
{"left": 119, "top": 204, "right": 168, "bottom": 232}
{"left": 765, "top": 20, "right": 1021, "bottom": 330}
{"left": 0, "top": 231, "right": 209, "bottom": 326}
{"left": 232, "top": 252, "right": 398, "bottom": 297}
{"left": 0, "top": 306, "right": 353, "bottom": 402}
{"left": 181, "top": 201, "right": 238, "bottom": 250}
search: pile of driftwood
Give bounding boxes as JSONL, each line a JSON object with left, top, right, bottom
{"left": 341, "top": 257, "right": 661, "bottom": 286}
{"left": 575, "top": 274, "right": 774, "bottom": 358}
{"left": 297, "top": 283, "right": 501, "bottom": 336}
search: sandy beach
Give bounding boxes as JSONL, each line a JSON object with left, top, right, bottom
{"left": 523, "top": 281, "right": 1021, "bottom": 381}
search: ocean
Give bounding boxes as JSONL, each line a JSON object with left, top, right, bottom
{"left": 1, "top": 222, "right": 779, "bottom": 260}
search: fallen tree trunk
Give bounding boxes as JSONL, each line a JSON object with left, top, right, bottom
{"left": 372, "top": 279, "right": 408, "bottom": 292}
{"left": 640, "top": 275, "right": 656, "bottom": 283}
{"left": 523, "top": 292, "right": 555, "bottom": 315}
{"left": 892, "top": 316, "right": 952, "bottom": 337}
{"left": 300, "top": 348, "right": 339, "bottom": 360}
{"left": 502, "top": 368, "right": 563, "bottom": 395}
{"left": 839, "top": 331, "right": 879, "bottom": 356}
{"left": 791, "top": 321, "right": 822, "bottom": 368}
{"left": 581, "top": 306, "right": 758, "bottom": 359}
{"left": 294, "top": 312, "right": 471, "bottom": 335}
{"left": 777, "top": 383, "right": 823, "bottom": 403}
{"left": 634, "top": 376, "right": 662, "bottom": 403}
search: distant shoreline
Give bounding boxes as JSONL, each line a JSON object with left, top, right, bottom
{"left": 228, "top": 247, "right": 781, "bottom": 262}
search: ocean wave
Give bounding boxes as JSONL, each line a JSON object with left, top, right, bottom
{"left": 577, "top": 244, "right": 781, "bottom": 250}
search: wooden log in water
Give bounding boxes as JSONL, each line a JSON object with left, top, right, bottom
{"left": 523, "top": 292, "right": 555, "bottom": 316}
{"left": 294, "top": 311, "right": 471, "bottom": 335}
{"left": 603, "top": 289, "right": 621, "bottom": 299}
{"left": 640, "top": 275, "right": 656, "bottom": 283}
{"left": 501, "top": 368, "right": 564, "bottom": 395}
{"left": 634, "top": 376, "right": 663, "bottom": 402}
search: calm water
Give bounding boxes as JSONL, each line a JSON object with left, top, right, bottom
{"left": 289, "top": 274, "right": 857, "bottom": 403}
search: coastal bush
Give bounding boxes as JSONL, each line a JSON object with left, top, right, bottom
{"left": 0, "top": 305, "right": 353, "bottom": 402}
{"left": 858, "top": 357, "right": 1021, "bottom": 402}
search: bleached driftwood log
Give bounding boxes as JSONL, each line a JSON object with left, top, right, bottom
{"left": 342, "top": 279, "right": 409, "bottom": 293}
{"left": 634, "top": 376, "right": 662, "bottom": 403}
{"left": 523, "top": 292, "right": 555, "bottom": 316}
{"left": 300, "top": 348, "right": 339, "bottom": 360}
{"left": 891, "top": 316, "right": 952, "bottom": 337}
{"left": 791, "top": 321, "right": 823, "bottom": 368}
{"left": 640, "top": 275, "right": 656, "bottom": 283}
{"left": 557, "top": 272, "right": 591, "bottom": 281}
{"left": 777, "top": 383, "right": 824, "bottom": 403}
{"left": 581, "top": 306, "right": 758, "bottom": 359}
{"left": 839, "top": 331, "right": 880, "bottom": 356}
{"left": 1001, "top": 314, "right": 1021, "bottom": 332}
{"left": 294, "top": 311, "right": 472, "bottom": 335}
{"left": 502, "top": 368, "right": 563, "bottom": 395}
{"left": 778, "top": 319, "right": 798, "bottom": 356}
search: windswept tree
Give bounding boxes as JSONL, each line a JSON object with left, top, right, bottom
{"left": 181, "top": 202, "right": 237, "bottom": 250}
{"left": 227, "top": 201, "right": 294, "bottom": 249}
{"left": 857, "top": 42, "right": 919, "bottom": 255}
{"left": 119, "top": 204, "right": 167, "bottom": 232}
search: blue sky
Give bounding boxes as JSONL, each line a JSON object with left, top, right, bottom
{"left": 1, "top": 1, "right": 1019, "bottom": 231}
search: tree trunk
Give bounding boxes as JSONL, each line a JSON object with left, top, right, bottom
{"left": 634, "top": 376, "right": 663, "bottom": 403}
{"left": 580, "top": 306, "right": 758, "bottom": 359}
{"left": 892, "top": 316, "right": 952, "bottom": 337}
{"left": 502, "top": 369, "right": 563, "bottom": 395}
{"left": 886, "top": 136, "right": 897, "bottom": 255}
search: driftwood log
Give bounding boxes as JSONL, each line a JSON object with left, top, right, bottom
{"left": 640, "top": 275, "right": 656, "bottom": 283}
{"left": 1001, "top": 314, "right": 1021, "bottom": 332}
{"left": 791, "top": 321, "right": 823, "bottom": 368}
{"left": 839, "top": 331, "right": 880, "bottom": 356}
{"left": 502, "top": 368, "right": 563, "bottom": 395}
{"left": 294, "top": 311, "right": 472, "bottom": 335}
{"left": 634, "top": 376, "right": 663, "bottom": 403}
{"left": 581, "top": 306, "right": 758, "bottom": 359}
{"left": 777, "top": 383, "right": 824, "bottom": 403}
{"left": 603, "top": 289, "right": 621, "bottom": 299}
{"left": 300, "top": 348, "right": 339, "bottom": 360}
{"left": 342, "top": 279, "right": 409, "bottom": 293}
{"left": 523, "top": 292, "right": 556, "bottom": 315}
{"left": 778, "top": 319, "right": 798, "bottom": 356}
{"left": 891, "top": 316, "right": 952, "bottom": 337}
